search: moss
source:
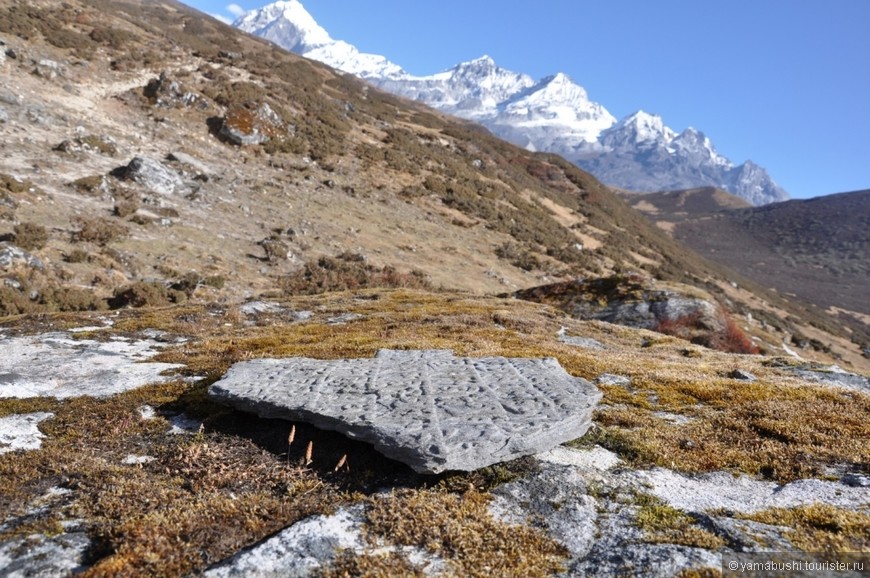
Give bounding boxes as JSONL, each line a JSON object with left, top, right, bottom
{"left": 316, "top": 550, "right": 425, "bottom": 578}
{"left": 634, "top": 497, "right": 725, "bottom": 550}
{"left": 365, "top": 488, "right": 568, "bottom": 578}
{"left": 740, "top": 505, "right": 870, "bottom": 552}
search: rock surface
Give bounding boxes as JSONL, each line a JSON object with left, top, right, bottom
{"left": 0, "top": 332, "right": 184, "bottom": 399}
{"left": 0, "top": 412, "right": 53, "bottom": 453}
{"left": 0, "top": 242, "right": 45, "bottom": 270}
{"left": 120, "top": 156, "right": 185, "bottom": 195}
{"left": 209, "top": 349, "right": 601, "bottom": 473}
{"left": 205, "top": 506, "right": 367, "bottom": 578}
{"left": 792, "top": 364, "right": 870, "bottom": 393}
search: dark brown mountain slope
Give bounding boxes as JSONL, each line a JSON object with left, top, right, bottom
{"left": 0, "top": 0, "right": 865, "bottom": 367}
{"left": 628, "top": 187, "right": 870, "bottom": 350}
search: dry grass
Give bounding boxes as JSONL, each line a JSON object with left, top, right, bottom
{"left": 740, "top": 504, "right": 870, "bottom": 552}
{"left": 364, "top": 488, "right": 568, "bottom": 578}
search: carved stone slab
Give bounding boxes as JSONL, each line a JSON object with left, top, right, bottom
{"left": 209, "top": 349, "right": 601, "bottom": 473}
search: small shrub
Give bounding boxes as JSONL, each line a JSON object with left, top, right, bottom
{"left": 64, "top": 249, "right": 90, "bottom": 263}
{"left": 13, "top": 222, "right": 48, "bottom": 251}
{"left": 495, "top": 242, "right": 541, "bottom": 271}
{"left": 279, "top": 253, "right": 431, "bottom": 295}
{"left": 202, "top": 275, "right": 226, "bottom": 290}
{"left": 114, "top": 199, "right": 139, "bottom": 218}
{"left": 89, "top": 26, "right": 135, "bottom": 49}
{"left": 108, "top": 282, "right": 185, "bottom": 309}
{"left": 70, "top": 175, "right": 108, "bottom": 196}
{"left": 72, "top": 217, "right": 128, "bottom": 245}
{"left": 170, "top": 272, "right": 201, "bottom": 297}
{"left": 39, "top": 286, "right": 105, "bottom": 312}
{"left": 710, "top": 314, "right": 759, "bottom": 355}
{"left": 259, "top": 236, "right": 290, "bottom": 262}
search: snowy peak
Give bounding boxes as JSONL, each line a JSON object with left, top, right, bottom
{"left": 671, "top": 127, "right": 731, "bottom": 168}
{"left": 497, "top": 73, "right": 616, "bottom": 143}
{"left": 234, "top": 1, "right": 406, "bottom": 79}
{"left": 233, "top": 0, "right": 331, "bottom": 52}
{"left": 610, "top": 111, "right": 676, "bottom": 145}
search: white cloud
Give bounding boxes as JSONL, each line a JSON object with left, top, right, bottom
{"left": 211, "top": 13, "right": 232, "bottom": 24}
{"left": 226, "top": 3, "right": 246, "bottom": 17}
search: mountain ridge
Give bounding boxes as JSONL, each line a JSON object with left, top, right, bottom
{"left": 233, "top": 0, "right": 789, "bottom": 205}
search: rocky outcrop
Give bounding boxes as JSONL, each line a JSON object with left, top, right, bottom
{"left": 144, "top": 72, "right": 207, "bottom": 109}
{"left": 0, "top": 242, "right": 44, "bottom": 270}
{"left": 515, "top": 276, "right": 724, "bottom": 331}
{"left": 209, "top": 349, "right": 601, "bottom": 473}
{"left": 219, "top": 102, "right": 289, "bottom": 146}
{"left": 119, "top": 156, "right": 185, "bottom": 195}
{"left": 514, "top": 275, "right": 748, "bottom": 351}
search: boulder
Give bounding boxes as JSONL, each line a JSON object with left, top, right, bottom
{"left": 209, "top": 349, "right": 601, "bottom": 474}
{"left": 144, "top": 72, "right": 205, "bottom": 109}
{"left": 120, "top": 156, "right": 184, "bottom": 195}
{"left": 220, "top": 102, "right": 288, "bottom": 146}
{"left": 33, "top": 58, "right": 63, "bottom": 80}
{"left": 0, "top": 242, "right": 44, "bottom": 270}
{"left": 515, "top": 275, "right": 732, "bottom": 348}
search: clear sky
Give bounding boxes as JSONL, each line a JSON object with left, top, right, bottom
{"left": 184, "top": 0, "right": 869, "bottom": 200}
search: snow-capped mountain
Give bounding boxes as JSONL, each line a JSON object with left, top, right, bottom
{"left": 377, "top": 55, "right": 535, "bottom": 119}
{"left": 578, "top": 111, "right": 788, "bottom": 205}
{"left": 233, "top": 1, "right": 789, "bottom": 205}
{"left": 233, "top": 0, "right": 406, "bottom": 79}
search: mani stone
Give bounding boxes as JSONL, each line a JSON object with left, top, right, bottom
{"left": 209, "top": 349, "right": 601, "bottom": 474}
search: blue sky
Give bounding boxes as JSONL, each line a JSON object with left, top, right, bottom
{"left": 185, "top": 0, "right": 869, "bottom": 200}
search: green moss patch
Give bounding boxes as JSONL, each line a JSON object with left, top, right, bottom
{"left": 634, "top": 495, "right": 725, "bottom": 550}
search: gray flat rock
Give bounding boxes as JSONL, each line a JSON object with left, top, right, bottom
{"left": 209, "top": 349, "right": 601, "bottom": 473}
{"left": 0, "top": 332, "right": 184, "bottom": 399}
{"left": 0, "top": 412, "right": 53, "bottom": 453}
{"left": 205, "top": 506, "right": 366, "bottom": 578}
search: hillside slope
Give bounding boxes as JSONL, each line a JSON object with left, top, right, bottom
{"left": 0, "top": 0, "right": 863, "bottom": 368}
{"left": 628, "top": 187, "right": 870, "bottom": 349}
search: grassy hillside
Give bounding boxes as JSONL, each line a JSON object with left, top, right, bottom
{"left": 0, "top": 0, "right": 865, "bottom": 371}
